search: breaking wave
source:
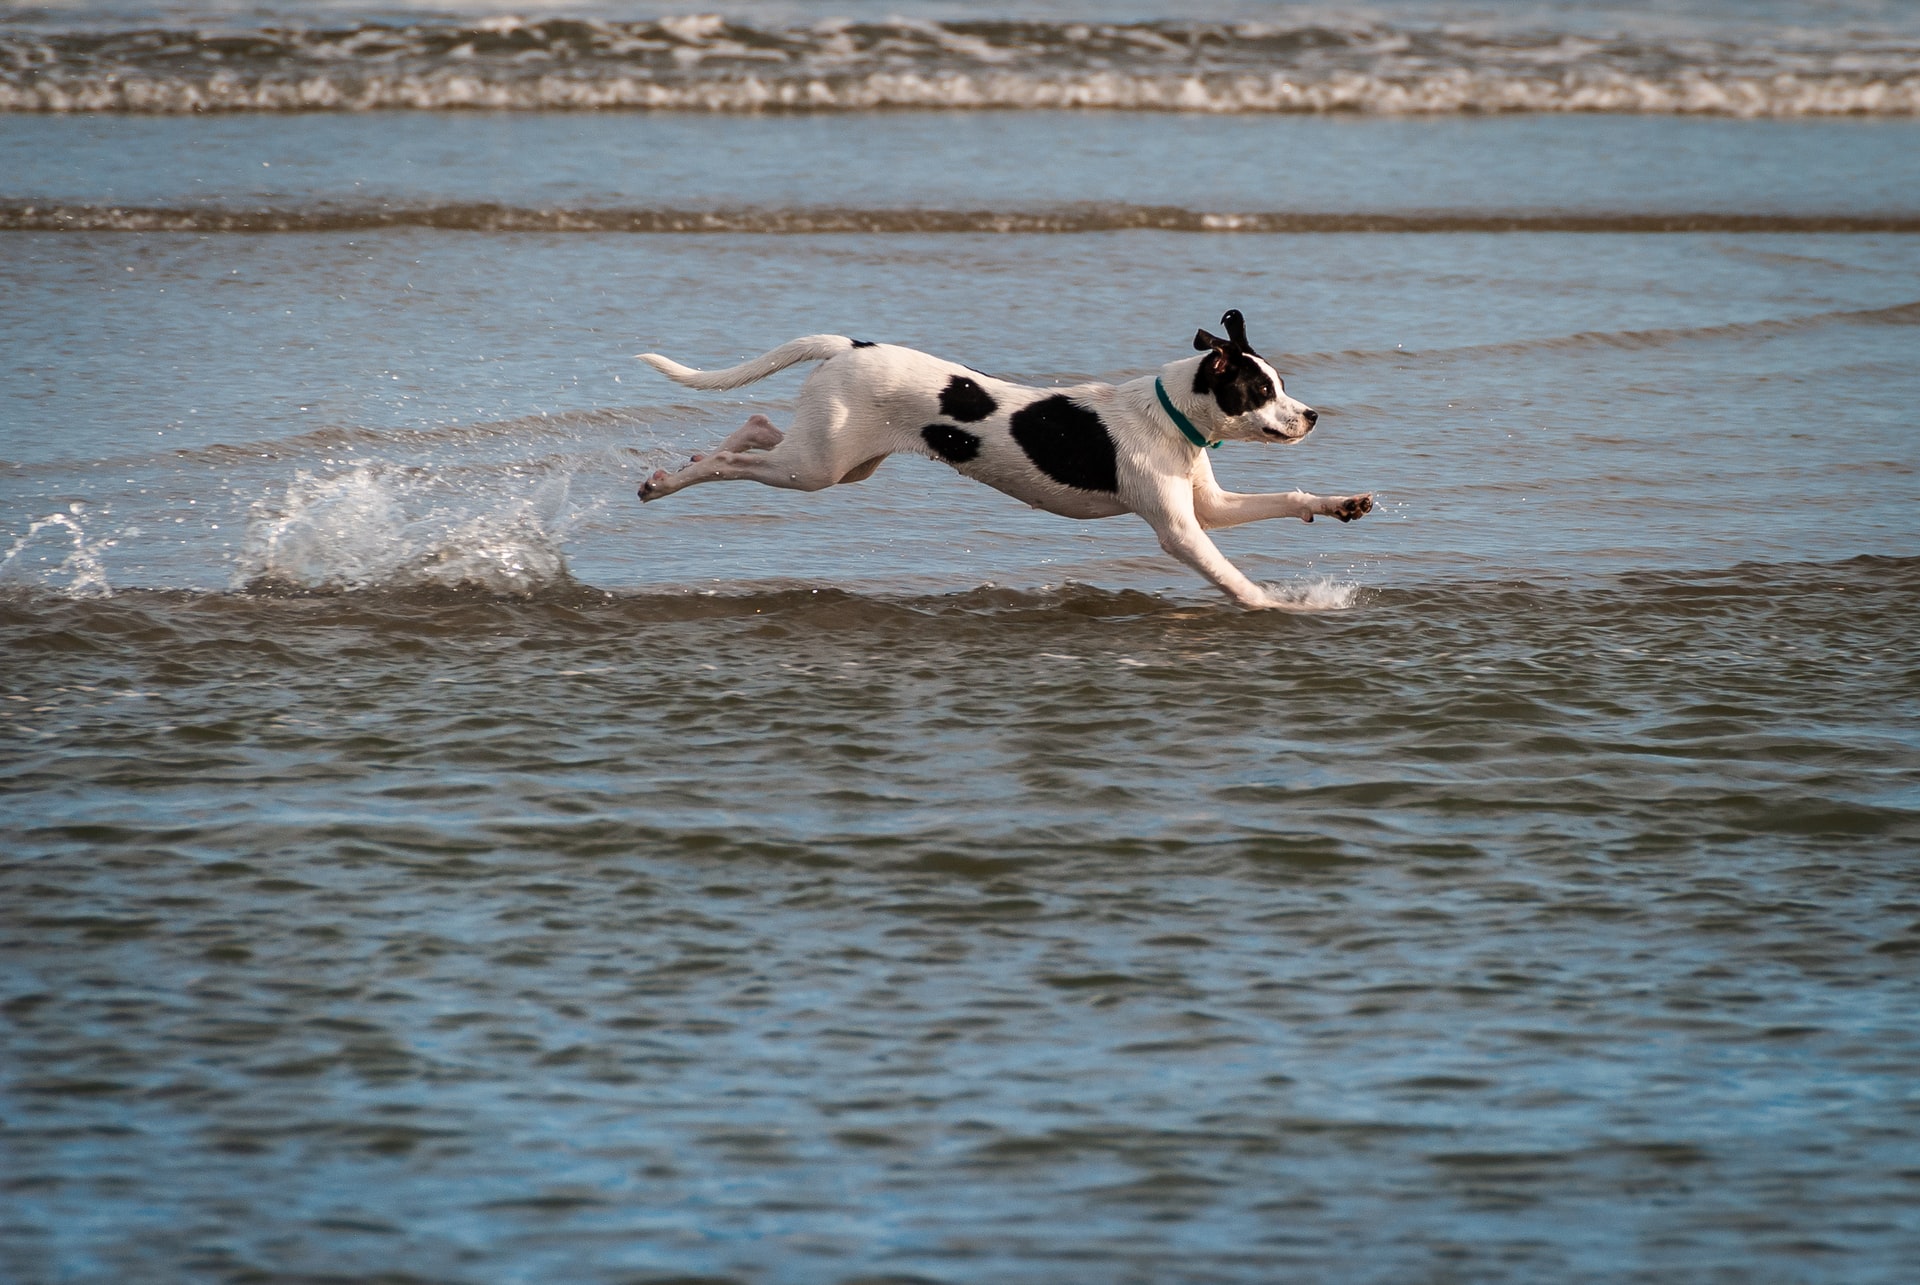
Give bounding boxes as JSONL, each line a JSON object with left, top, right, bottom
{"left": 2, "top": 16, "right": 1917, "bottom": 115}
{"left": 233, "top": 464, "right": 576, "bottom": 595}
{"left": 8, "top": 201, "right": 1918, "bottom": 235}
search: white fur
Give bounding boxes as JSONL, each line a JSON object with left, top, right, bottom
{"left": 634, "top": 334, "right": 1373, "bottom": 609}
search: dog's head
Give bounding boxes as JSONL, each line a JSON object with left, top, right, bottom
{"left": 1188, "top": 310, "right": 1317, "bottom": 443}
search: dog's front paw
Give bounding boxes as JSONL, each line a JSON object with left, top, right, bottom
{"left": 639, "top": 468, "right": 670, "bottom": 501}
{"left": 1329, "top": 493, "right": 1373, "bottom": 523}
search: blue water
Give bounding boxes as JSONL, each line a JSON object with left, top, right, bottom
{"left": 4, "top": 3, "right": 1920, "bottom": 1282}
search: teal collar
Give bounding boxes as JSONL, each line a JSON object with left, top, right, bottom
{"left": 1155, "top": 377, "right": 1219, "bottom": 450}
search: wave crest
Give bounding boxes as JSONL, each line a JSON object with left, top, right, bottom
{"left": 9, "top": 202, "right": 1917, "bottom": 236}
{"left": 2, "top": 17, "right": 1916, "bottom": 115}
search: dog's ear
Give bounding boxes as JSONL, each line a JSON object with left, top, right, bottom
{"left": 1196, "top": 326, "right": 1236, "bottom": 377}
{"left": 1220, "top": 309, "right": 1253, "bottom": 353}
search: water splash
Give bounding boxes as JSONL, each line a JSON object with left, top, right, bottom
{"left": 233, "top": 465, "right": 573, "bottom": 596}
{"left": 1261, "top": 577, "right": 1362, "bottom": 611}
{"left": 0, "top": 507, "right": 115, "bottom": 598}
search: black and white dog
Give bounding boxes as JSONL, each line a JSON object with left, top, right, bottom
{"left": 637, "top": 310, "right": 1372, "bottom": 609}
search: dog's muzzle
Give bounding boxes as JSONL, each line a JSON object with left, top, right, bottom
{"left": 1265, "top": 407, "right": 1317, "bottom": 442}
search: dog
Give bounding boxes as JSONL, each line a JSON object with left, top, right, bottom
{"left": 635, "top": 310, "right": 1372, "bottom": 609}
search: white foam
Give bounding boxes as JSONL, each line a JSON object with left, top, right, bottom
{"left": 4, "top": 69, "right": 1917, "bottom": 116}
{"left": 233, "top": 465, "right": 573, "bottom": 595}
{"left": 0, "top": 507, "right": 115, "bottom": 598}
{"left": 1261, "top": 577, "right": 1362, "bottom": 612}
{"left": 7, "top": 16, "right": 1919, "bottom": 116}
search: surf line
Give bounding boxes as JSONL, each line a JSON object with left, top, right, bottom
{"left": 6, "top": 203, "right": 1920, "bottom": 236}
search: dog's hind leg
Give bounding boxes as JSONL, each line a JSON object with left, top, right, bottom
{"left": 641, "top": 398, "right": 890, "bottom": 502}
{"left": 640, "top": 435, "right": 849, "bottom": 502}
{"left": 646, "top": 412, "right": 801, "bottom": 500}
{"left": 691, "top": 414, "right": 784, "bottom": 463}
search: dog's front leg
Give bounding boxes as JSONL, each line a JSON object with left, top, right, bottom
{"left": 1190, "top": 453, "right": 1371, "bottom": 528}
{"left": 1135, "top": 488, "right": 1273, "bottom": 609}
{"left": 1195, "top": 485, "right": 1373, "bottom": 529}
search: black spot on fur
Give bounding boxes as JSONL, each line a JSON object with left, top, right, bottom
{"left": 1192, "top": 349, "right": 1275, "bottom": 417}
{"left": 939, "top": 374, "right": 997, "bottom": 423}
{"left": 1009, "top": 396, "right": 1118, "bottom": 493}
{"left": 921, "top": 423, "right": 981, "bottom": 464}
{"left": 851, "top": 339, "right": 876, "bottom": 348}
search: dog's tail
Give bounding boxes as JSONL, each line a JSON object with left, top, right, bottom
{"left": 635, "top": 334, "right": 856, "bottom": 391}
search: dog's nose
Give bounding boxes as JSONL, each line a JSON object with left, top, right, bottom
{"left": 1302, "top": 408, "right": 1318, "bottom": 428}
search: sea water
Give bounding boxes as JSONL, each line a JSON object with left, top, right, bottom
{"left": 3, "top": 2, "right": 1919, "bottom": 1281}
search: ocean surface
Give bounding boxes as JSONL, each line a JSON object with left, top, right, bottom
{"left": 5, "top": 1, "right": 1920, "bottom": 1281}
